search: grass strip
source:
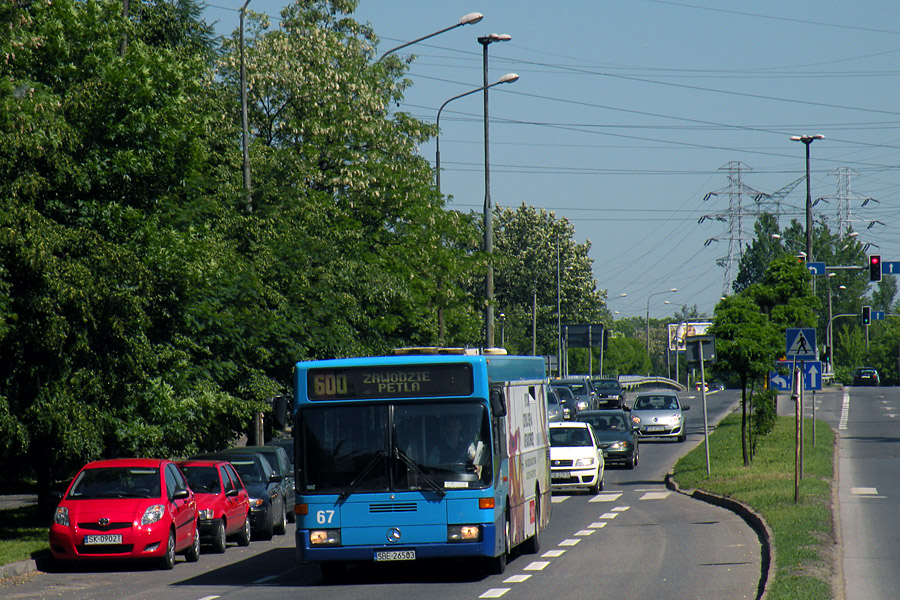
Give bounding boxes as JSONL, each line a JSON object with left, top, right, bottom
{"left": 673, "top": 413, "right": 835, "bottom": 600}
{"left": 0, "top": 505, "right": 51, "bottom": 567}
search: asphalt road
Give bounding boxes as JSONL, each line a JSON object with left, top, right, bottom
{"left": 1, "top": 389, "right": 764, "bottom": 600}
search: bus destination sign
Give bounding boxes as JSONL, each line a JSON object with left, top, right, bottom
{"left": 308, "top": 363, "right": 474, "bottom": 400}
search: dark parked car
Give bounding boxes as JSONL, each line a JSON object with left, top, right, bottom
{"left": 191, "top": 450, "right": 286, "bottom": 540}
{"left": 221, "top": 445, "right": 295, "bottom": 523}
{"left": 591, "top": 377, "right": 626, "bottom": 409}
{"left": 853, "top": 367, "right": 880, "bottom": 386}
{"left": 177, "top": 459, "right": 252, "bottom": 552}
{"left": 576, "top": 409, "right": 639, "bottom": 469}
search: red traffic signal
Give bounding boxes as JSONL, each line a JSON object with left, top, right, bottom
{"left": 869, "top": 255, "right": 882, "bottom": 282}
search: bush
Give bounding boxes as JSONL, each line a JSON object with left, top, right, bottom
{"left": 751, "top": 388, "right": 777, "bottom": 445}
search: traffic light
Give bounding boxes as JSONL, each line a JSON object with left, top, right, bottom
{"left": 869, "top": 254, "right": 882, "bottom": 282}
{"left": 796, "top": 252, "right": 807, "bottom": 264}
{"left": 862, "top": 305, "right": 871, "bottom": 326}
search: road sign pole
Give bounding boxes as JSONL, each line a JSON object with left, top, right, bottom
{"left": 799, "top": 360, "right": 804, "bottom": 480}
{"left": 792, "top": 366, "right": 801, "bottom": 504}
{"left": 699, "top": 341, "right": 710, "bottom": 476}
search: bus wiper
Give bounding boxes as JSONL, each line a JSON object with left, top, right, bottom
{"left": 394, "top": 447, "right": 446, "bottom": 498}
{"left": 337, "top": 450, "right": 386, "bottom": 503}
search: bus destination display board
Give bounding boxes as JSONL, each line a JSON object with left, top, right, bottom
{"left": 308, "top": 363, "right": 474, "bottom": 400}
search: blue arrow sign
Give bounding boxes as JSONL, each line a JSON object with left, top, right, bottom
{"left": 807, "top": 262, "right": 826, "bottom": 275}
{"left": 786, "top": 328, "right": 816, "bottom": 360}
{"left": 883, "top": 261, "right": 900, "bottom": 275}
{"left": 804, "top": 361, "right": 822, "bottom": 391}
{"left": 769, "top": 371, "right": 791, "bottom": 391}
{"left": 873, "top": 310, "right": 886, "bottom": 321}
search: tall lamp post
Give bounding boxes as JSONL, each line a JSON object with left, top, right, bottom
{"left": 646, "top": 289, "right": 677, "bottom": 360}
{"left": 239, "top": 0, "right": 253, "bottom": 213}
{"left": 435, "top": 73, "right": 519, "bottom": 195}
{"left": 790, "top": 134, "right": 824, "bottom": 260}
{"left": 478, "top": 32, "right": 512, "bottom": 348}
{"left": 375, "top": 12, "right": 484, "bottom": 63}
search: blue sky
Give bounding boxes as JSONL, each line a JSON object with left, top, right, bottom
{"left": 203, "top": 1, "right": 900, "bottom": 319}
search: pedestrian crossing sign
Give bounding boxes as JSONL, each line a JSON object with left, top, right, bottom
{"left": 785, "top": 328, "right": 816, "bottom": 360}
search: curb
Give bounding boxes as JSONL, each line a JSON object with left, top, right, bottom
{"left": 0, "top": 558, "right": 38, "bottom": 582}
{"left": 666, "top": 471, "right": 774, "bottom": 600}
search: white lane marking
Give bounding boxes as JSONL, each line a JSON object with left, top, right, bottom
{"left": 480, "top": 589, "right": 510, "bottom": 598}
{"left": 852, "top": 487, "right": 878, "bottom": 495}
{"left": 551, "top": 496, "right": 570, "bottom": 504}
{"left": 640, "top": 492, "right": 671, "bottom": 500}
{"left": 559, "top": 538, "right": 582, "bottom": 547}
{"left": 588, "top": 522, "right": 607, "bottom": 529}
{"left": 197, "top": 597, "right": 221, "bottom": 600}
{"left": 253, "top": 575, "right": 279, "bottom": 583}
{"left": 840, "top": 391, "right": 850, "bottom": 430}
{"left": 504, "top": 574, "right": 532, "bottom": 583}
{"left": 612, "top": 506, "right": 630, "bottom": 512}
{"left": 524, "top": 561, "right": 550, "bottom": 571}
{"left": 575, "top": 529, "right": 595, "bottom": 536}
{"left": 542, "top": 549, "right": 566, "bottom": 557}
{"left": 589, "top": 493, "right": 622, "bottom": 502}
{"left": 599, "top": 512, "right": 619, "bottom": 519}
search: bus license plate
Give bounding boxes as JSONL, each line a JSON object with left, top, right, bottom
{"left": 84, "top": 534, "right": 122, "bottom": 545}
{"left": 551, "top": 471, "right": 570, "bottom": 479}
{"left": 375, "top": 550, "right": 416, "bottom": 562}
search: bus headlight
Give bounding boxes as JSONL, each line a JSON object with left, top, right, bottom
{"left": 448, "top": 525, "right": 481, "bottom": 542}
{"left": 309, "top": 529, "right": 341, "bottom": 546}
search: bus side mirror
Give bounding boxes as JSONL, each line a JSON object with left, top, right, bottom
{"left": 490, "top": 389, "right": 507, "bottom": 417}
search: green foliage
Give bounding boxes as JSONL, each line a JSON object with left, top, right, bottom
{"left": 493, "top": 204, "right": 604, "bottom": 356}
{"left": 751, "top": 388, "right": 777, "bottom": 440}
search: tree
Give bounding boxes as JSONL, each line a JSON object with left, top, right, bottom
{"left": 733, "top": 213, "right": 782, "bottom": 293}
{"left": 710, "top": 293, "right": 781, "bottom": 465}
{"left": 492, "top": 204, "right": 604, "bottom": 356}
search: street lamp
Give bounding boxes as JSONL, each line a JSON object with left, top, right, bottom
{"left": 239, "top": 0, "right": 253, "bottom": 213}
{"left": 790, "top": 134, "right": 825, "bottom": 260}
{"left": 479, "top": 32, "right": 512, "bottom": 348}
{"left": 375, "top": 12, "right": 484, "bottom": 63}
{"left": 435, "top": 73, "right": 519, "bottom": 195}
{"left": 499, "top": 312, "right": 506, "bottom": 347}
{"left": 646, "top": 288, "right": 677, "bottom": 359}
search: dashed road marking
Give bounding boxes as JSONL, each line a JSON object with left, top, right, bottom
{"left": 559, "top": 538, "right": 582, "bottom": 547}
{"left": 599, "top": 512, "right": 619, "bottom": 519}
{"left": 612, "top": 506, "right": 630, "bottom": 512}
{"left": 639, "top": 491, "right": 671, "bottom": 500}
{"left": 852, "top": 487, "right": 878, "bottom": 496}
{"left": 542, "top": 549, "right": 566, "bottom": 557}
{"left": 480, "top": 589, "right": 510, "bottom": 598}
{"left": 575, "top": 529, "right": 595, "bottom": 536}
{"left": 588, "top": 521, "right": 607, "bottom": 529}
{"left": 524, "top": 561, "right": 550, "bottom": 571}
{"left": 503, "top": 574, "right": 531, "bottom": 583}
{"left": 840, "top": 392, "right": 850, "bottom": 430}
{"left": 589, "top": 492, "right": 622, "bottom": 502}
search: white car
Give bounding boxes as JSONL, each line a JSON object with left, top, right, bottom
{"left": 549, "top": 422, "right": 604, "bottom": 494}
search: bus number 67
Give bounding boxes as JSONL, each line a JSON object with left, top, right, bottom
{"left": 316, "top": 510, "right": 335, "bottom": 524}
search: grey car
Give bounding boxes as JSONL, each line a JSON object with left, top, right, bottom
{"left": 631, "top": 392, "right": 690, "bottom": 443}
{"left": 551, "top": 384, "right": 578, "bottom": 420}
{"left": 547, "top": 388, "right": 564, "bottom": 422}
{"left": 554, "top": 377, "right": 599, "bottom": 414}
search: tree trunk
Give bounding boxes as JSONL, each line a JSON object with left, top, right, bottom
{"left": 741, "top": 375, "right": 749, "bottom": 466}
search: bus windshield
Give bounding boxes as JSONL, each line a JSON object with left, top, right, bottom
{"left": 300, "top": 402, "right": 492, "bottom": 495}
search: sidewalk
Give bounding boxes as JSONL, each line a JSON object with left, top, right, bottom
{"left": 0, "top": 494, "right": 40, "bottom": 582}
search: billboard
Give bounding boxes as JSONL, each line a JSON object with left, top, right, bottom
{"left": 668, "top": 321, "right": 712, "bottom": 352}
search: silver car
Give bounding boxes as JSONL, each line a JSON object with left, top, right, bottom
{"left": 547, "top": 388, "right": 564, "bottom": 422}
{"left": 554, "top": 377, "right": 599, "bottom": 414}
{"left": 631, "top": 392, "right": 690, "bottom": 443}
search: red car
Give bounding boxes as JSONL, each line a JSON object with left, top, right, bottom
{"left": 49, "top": 458, "right": 200, "bottom": 569}
{"left": 177, "top": 459, "right": 252, "bottom": 552}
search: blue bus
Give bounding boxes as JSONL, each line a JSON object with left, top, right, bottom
{"left": 292, "top": 348, "right": 551, "bottom": 579}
